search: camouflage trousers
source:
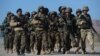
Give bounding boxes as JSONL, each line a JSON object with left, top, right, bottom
{"left": 75, "top": 34, "right": 81, "bottom": 48}
{"left": 48, "top": 31, "right": 58, "bottom": 52}
{"left": 75, "top": 29, "right": 81, "bottom": 47}
{"left": 3, "top": 33, "right": 8, "bottom": 50}
{"left": 35, "top": 30, "right": 48, "bottom": 54}
{"left": 14, "top": 30, "right": 26, "bottom": 54}
{"left": 80, "top": 29, "right": 94, "bottom": 52}
{"left": 57, "top": 31, "right": 64, "bottom": 52}
{"left": 30, "top": 31, "right": 36, "bottom": 52}
{"left": 4, "top": 32, "right": 14, "bottom": 50}
{"left": 62, "top": 31, "right": 71, "bottom": 53}
{"left": 25, "top": 32, "right": 31, "bottom": 53}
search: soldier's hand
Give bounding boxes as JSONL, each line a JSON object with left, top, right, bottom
{"left": 17, "top": 22, "right": 20, "bottom": 25}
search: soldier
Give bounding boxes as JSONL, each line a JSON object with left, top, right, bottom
{"left": 7, "top": 14, "right": 15, "bottom": 53}
{"left": 24, "top": 12, "right": 31, "bottom": 53}
{"left": 34, "top": 6, "right": 49, "bottom": 55}
{"left": 2, "top": 12, "right": 9, "bottom": 53}
{"left": 79, "top": 6, "right": 94, "bottom": 54}
{"left": 29, "top": 11, "right": 37, "bottom": 54}
{"left": 74, "top": 9, "right": 82, "bottom": 53}
{"left": 48, "top": 11, "right": 59, "bottom": 54}
{"left": 11, "top": 8, "right": 26, "bottom": 55}
{"left": 62, "top": 7, "right": 76, "bottom": 54}
{"left": 58, "top": 6, "right": 66, "bottom": 53}
{"left": 2, "top": 12, "right": 13, "bottom": 53}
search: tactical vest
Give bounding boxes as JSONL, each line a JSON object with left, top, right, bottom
{"left": 12, "top": 15, "right": 25, "bottom": 31}
{"left": 80, "top": 14, "right": 91, "bottom": 29}
{"left": 49, "top": 17, "right": 58, "bottom": 31}
{"left": 35, "top": 14, "right": 49, "bottom": 30}
{"left": 66, "top": 17, "right": 73, "bottom": 26}
{"left": 65, "top": 15, "right": 75, "bottom": 28}
{"left": 80, "top": 20, "right": 89, "bottom": 29}
{"left": 15, "top": 15, "right": 25, "bottom": 28}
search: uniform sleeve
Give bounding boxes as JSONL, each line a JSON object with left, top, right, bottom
{"left": 88, "top": 14, "right": 93, "bottom": 27}
{"left": 2, "top": 17, "right": 8, "bottom": 30}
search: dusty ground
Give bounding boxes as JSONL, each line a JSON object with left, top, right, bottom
{"left": 0, "top": 38, "right": 100, "bottom": 56}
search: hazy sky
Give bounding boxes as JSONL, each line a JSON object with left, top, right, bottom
{"left": 0, "top": 0, "right": 100, "bottom": 24}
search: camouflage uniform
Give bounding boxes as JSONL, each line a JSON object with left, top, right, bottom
{"left": 2, "top": 16, "right": 9, "bottom": 51}
{"left": 48, "top": 11, "right": 59, "bottom": 53}
{"left": 79, "top": 6, "right": 94, "bottom": 54}
{"left": 29, "top": 13, "right": 37, "bottom": 53}
{"left": 12, "top": 8, "right": 26, "bottom": 55}
{"left": 2, "top": 12, "right": 14, "bottom": 53}
{"left": 58, "top": 6, "right": 67, "bottom": 52}
{"left": 74, "top": 9, "right": 82, "bottom": 53}
{"left": 24, "top": 12, "right": 31, "bottom": 53}
{"left": 8, "top": 15, "right": 15, "bottom": 53}
{"left": 62, "top": 7, "right": 76, "bottom": 54}
{"left": 34, "top": 6, "right": 49, "bottom": 55}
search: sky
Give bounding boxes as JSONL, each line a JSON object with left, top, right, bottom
{"left": 0, "top": 0, "right": 100, "bottom": 24}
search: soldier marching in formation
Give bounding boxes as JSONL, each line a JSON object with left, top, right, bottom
{"left": 1, "top": 6, "right": 95, "bottom": 56}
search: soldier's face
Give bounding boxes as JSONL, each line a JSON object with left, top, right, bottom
{"left": 77, "top": 12, "right": 81, "bottom": 16}
{"left": 83, "top": 10, "right": 88, "bottom": 14}
{"left": 32, "top": 14, "right": 35, "bottom": 17}
{"left": 61, "top": 10, "right": 65, "bottom": 14}
{"left": 65, "top": 12, "right": 70, "bottom": 16}
{"left": 17, "top": 11, "right": 22, "bottom": 16}
{"left": 7, "top": 14, "right": 12, "bottom": 18}
{"left": 11, "top": 16, "right": 14, "bottom": 20}
{"left": 51, "top": 14, "right": 55, "bottom": 18}
{"left": 39, "top": 9, "right": 44, "bottom": 13}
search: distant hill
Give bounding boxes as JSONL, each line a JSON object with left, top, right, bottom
{"left": 92, "top": 20, "right": 100, "bottom": 33}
